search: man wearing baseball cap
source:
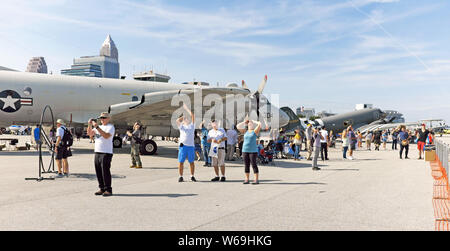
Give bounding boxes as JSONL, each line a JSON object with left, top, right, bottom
{"left": 87, "top": 112, "right": 115, "bottom": 197}
{"left": 127, "top": 121, "right": 143, "bottom": 169}
{"left": 305, "top": 124, "right": 313, "bottom": 160}
{"left": 416, "top": 124, "right": 430, "bottom": 160}
{"left": 55, "top": 119, "right": 70, "bottom": 177}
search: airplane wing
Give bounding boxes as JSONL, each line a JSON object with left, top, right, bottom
{"left": 108, "top": 87, "right": 250, "bottom": 126}
{"left": 357, "top": 122, "right": 421, "bottom": 134}
{"left": 0, "top": 66, "right": 18, "bottom": 72}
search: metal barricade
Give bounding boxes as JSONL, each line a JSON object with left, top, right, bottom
{"left": 435, "top": 139, "right": 449, "bottom": 182}
{"left": 432, "top": 139, "right": 449, "bottom": 231}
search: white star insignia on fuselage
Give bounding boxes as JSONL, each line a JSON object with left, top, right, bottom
{"left": 0, "top": 95, "right": 20, "bottom": 110}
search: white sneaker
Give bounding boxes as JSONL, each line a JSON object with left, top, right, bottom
{"left": 348, "top": 156, "right": 353, "bottom": 160}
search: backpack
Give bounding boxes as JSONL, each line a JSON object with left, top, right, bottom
{"left": 62, "top": 127, "right": 74, "bottom": 147}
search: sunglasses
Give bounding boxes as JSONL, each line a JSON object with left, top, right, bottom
{"left": 100, "top": 117, "right": 109, "bottom": 119}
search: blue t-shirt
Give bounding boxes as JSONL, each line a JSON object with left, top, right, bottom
{"left": 201, "top": 128, "right": 210, "bottom": 147}
{"left": 348, "top": 130, "right": 356, "bottom": 145}
{"left": 392, "top": 132, "right": 399, "bottom": 140}
{"left": 399, "top": 131, "right": 409, "bottom": 141}
{"left": 34, "top": 127, "right": 40, "bottom": 141}
{"left": 243, "top": 131, "right": 258, "bottom": 153}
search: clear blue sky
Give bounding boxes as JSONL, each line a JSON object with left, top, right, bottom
{"left": 0, "top": 0, "right": 449, "bottom": 123}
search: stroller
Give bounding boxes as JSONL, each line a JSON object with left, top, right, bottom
{"left": 272, "top": 140, "right": 286, "bottom": 159}
{"left": 283, "top": 143, "right": 295, "bottom": 159}
{"left": 258, "top": 148, "right": 274, "bottom": 165}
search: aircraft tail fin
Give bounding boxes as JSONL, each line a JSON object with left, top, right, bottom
{"left": 280, "top": 106, "right": 302, "bottom": 132}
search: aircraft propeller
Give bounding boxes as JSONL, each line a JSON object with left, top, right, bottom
{"left": 244, "top": 75, "right": 268, "bottom": 121}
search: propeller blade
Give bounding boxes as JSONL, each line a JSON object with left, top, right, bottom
{"left": 255, "top": 92, "right": 260, "bottom": 118}
{"left": 257, "top": 75, "right": 268, "bottom": 94}
{"left": 242, "top": 80, "right": 249, "bottom": 89}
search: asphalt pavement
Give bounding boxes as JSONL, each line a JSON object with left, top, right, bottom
{"left": 0, "top": 136, "right": 435, "bottom": 230}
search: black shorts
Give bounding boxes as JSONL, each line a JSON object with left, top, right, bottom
{"left": 350, "top": 143, "right": 356, "bottom": 150}
{"left": 55, "top": 146, "right": 69, "bottom": 160}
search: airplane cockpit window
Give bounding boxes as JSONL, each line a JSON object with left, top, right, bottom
{"left": 132, "top": 96, "right": 139, "bottom": 102}
{"left": 23, "top": 87, "right": 32, "bottom": 96}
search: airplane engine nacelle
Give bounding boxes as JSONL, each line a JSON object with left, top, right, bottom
{"left": 109, "top": 101, "right": 141, "bottom": 116}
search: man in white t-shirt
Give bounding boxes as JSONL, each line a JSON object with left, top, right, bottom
{"left": 55, "top": 119, "right": 70, "bottom": 177}
{"left": 320, "top": 127, "right": 329, "bottom": 161}
{"left": 208, "top": 120, "right": 227, "bottom": 182}
{"left": 87, "top": 112, "right": 115, "bottom": 197}
{"left": 176, "top": 104, "right": 196, "bottom": 183}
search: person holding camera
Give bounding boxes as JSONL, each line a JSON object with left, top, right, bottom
{"left": 312, "top": 127, "right": 324, "bottom": 171}
{"left": 176, "top": 104, "right": 197, "bottom": 182}
{"left": 398, "top": 125, "right": 410, "bottom": 159}
{"left": 320, "top": 127, "right": 329, "bottom": 161}
{"left": 305, "top": 124, "right": 313, "bottom": 160}
{"left": 347, "top": 125, "right": 357, "bottom": 160}
{"left": 87, "top": 112, "right": 115, "bottom": 197}
{"left": 127, "top": 122, "right": 143, "bottom": 169}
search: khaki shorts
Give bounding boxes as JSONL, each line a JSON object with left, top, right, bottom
{"left": 212, "top": 149, "right": 226, "bottom": 167}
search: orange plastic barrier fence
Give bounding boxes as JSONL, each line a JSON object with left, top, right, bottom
{"left": 430, "top": 155, "right": 449, "bottom": 231}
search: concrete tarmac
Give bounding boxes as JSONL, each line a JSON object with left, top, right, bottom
{"left": 0, "top": 136, "right": 435, "bottom": 230}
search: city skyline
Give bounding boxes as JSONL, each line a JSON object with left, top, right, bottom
{"left": 0, "top": 0, "right": 449, "bottom": 122}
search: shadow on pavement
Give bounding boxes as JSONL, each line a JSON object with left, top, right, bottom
{"left": 0, "top": 151, "right": 41, "bottom": 156}
{"left": 113, "top": 193, "right": 198, "bottom": 198}
{"left": 197, "top": 180, "right": 326, "bottom": 186}
{"left": 272, "top": 161, "right": 314, "bottom": 169}
{"left": 0, "top": 148, "right": 94, "bottom": 156}
{"left": 262, "top": 182, "right": 327, "bottom": 185}
{"left": 141, "top": 167, "right": 178, "bottom": 170}
{"left": 198, "top": 179, "right": 281, "bottom": 183}
{"left": 62, "top": 173, "right": 126, "bottom": 180}
{"left": 321, "top": 168, "right": 359, "bottom": 171}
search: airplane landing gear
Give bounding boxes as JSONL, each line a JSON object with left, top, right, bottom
{"left": 140, "top": 139, "right": 157, "bottom": 155}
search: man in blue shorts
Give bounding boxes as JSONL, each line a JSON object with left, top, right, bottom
{"left": 176, "top": 104, "right": 197, "bottom": 182}
{"left": 33, "top": 124, "right": 40, "bottom": 150}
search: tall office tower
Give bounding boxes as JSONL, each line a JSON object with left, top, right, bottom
{"left": 61, "top": 35, "right": 120, "bottom": 78}
{"left": 26, "top": 57, "right": 48, "bottom": 74}
{"left": 100, "top": 34, "right": 119, "bottom": 60}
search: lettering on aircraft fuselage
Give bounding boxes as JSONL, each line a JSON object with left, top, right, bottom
{"left": 0, "top": 90, "right": 33, "bottom": 113}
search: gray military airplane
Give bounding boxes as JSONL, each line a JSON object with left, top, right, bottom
{"left": 280, "top": 107, "right": 388, "bottom": 135}
{"left": 0, "top": 69, "right": 290, "bottom": 155}
{"left": 313, "top": 108, "right": 387, "bottom": 133}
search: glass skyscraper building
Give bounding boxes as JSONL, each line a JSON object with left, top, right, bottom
{"left": 60, "top": 64, "right": 102, "bottom": 77}
{"left": 61, "top": 35, "right": 120, "bottom": 78}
